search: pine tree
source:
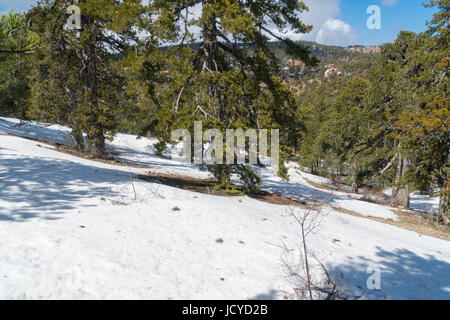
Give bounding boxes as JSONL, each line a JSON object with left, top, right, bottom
{"left": 0, "top": 10, "right": 40, "bottom": 54}
{"left": 143, "top": 0, "right": 318, "bottom": 188}
{"left": 0, "top": 11, "right": 38, "bottom": 118}
{"left": 27, "top": 0, "right": 86, "bottom": 149}
{"left": 27, "top": 0, "right": 143, "bottom": 157}
{"left": 395, "top": 0, "right": 449, "bottom": 220}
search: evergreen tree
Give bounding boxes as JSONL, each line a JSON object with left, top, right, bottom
{"left": 28, "top": 0, "right": 143, "bottom": 157}
{"left": 0, "top": 10, "right": 40, "bottom": 54}
{"left": 27, "top": 1, "right": 86, "bottom": 149}
{"left": 0, "top": 51, "right": 32, "bottom": 118}
{"left": 143, "top": 0, "right": 318, "bottom": 188}
{"left": 395, "top": 0, "right": 449, "bottom": 219}
{"left": 0, "top": 11, "right": 38, "bottom": 117}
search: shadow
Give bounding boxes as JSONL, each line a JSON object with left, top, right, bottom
{"left": 111, "top": 143, "right": 199, "bottom": 172}
{"left": 250, "top": 290, "right": 280, "bottom": 300}
{"left": 0, "top": 117, "right": 73, "bottom": 145}
{"left": 328, "top": 247, "right": 450, "bottom": 300}
{"left": 260, "top": 173, "right": 335, "bottom": 204}
{"left": 0, "top": 117, "right": 200, "bottom": 175}
{"left": 0, "top": 145, "right": 139, "bottom": 222}
{"left": 410, "top": 195, "right": 439, "bottom": 213}
{"left": 258, "top": 170, "right": 399, "bottom": 220}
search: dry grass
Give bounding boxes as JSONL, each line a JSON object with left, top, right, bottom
{"left": 334, "top": 207, "right": 450, "bottom": 241}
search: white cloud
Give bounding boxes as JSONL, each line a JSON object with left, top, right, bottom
{"left": 316, "top": 18, "right": 357, "bottom": 46}
{"left": 267, "top": 0, "right": 357, "bottom": 46}
{"left": 382, "top": 0, "right": 402, "bottom": 7}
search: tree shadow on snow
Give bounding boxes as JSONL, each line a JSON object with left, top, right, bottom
{"left": 249, "top": 248, "right": 450, "bottom": 300}
{"left": 0, "top": 118, "right": 73, "bottom": 145}
{"left": 0, "top": 146, "right": 141, "bottom": 222}
{"left": 328, "top": 246, "right": 450, "bottom": 300}
{"left": 259, "top": 173, "right": 351, "bottom": 207}
{"left": 0, "top": 117, "right": 202, "bottom": 175}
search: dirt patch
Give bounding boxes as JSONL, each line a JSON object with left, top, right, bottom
{"left": 303, "top": 177, "right": 349, "bottom": 193}
{"left": 138, "top": 171, "right": 310, "bottom": 208}
{"left": 334, "top": 207, "right": 449, "bottom": 241}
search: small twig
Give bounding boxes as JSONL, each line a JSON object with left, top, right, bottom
{"left": 107, "top": 198, "right": 128, "bottom": 206}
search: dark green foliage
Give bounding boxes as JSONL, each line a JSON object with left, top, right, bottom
{"left": 0, "top": 54, "right": 30, "bottom": 118}
{"left": 134, "top": 0, "right": 317, "bottom": 187}
{"left": 154, "top": 140, "right": 167, "bottom": 157}
{"left": 26, "top": 0, "right": 143, "bottom": 155}
{"left": 0, "top": 10, "right": 40, "bottom": 54}
{"left": 0, "top": 11, "right": 37, "bottom": 117}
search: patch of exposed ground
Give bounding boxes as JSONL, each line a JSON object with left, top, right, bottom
{"left": 334, "top": 207, "right": 449, "bottom": 241}
{"left": 138, "top": 171, "right": 312, "bottom": 208}
{"left": 303, "top": 177, "right": 346, "bottom": 193}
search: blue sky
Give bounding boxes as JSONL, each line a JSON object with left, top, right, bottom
{"left": 0, "top": 0, "right": 438, "bottom": 46}
{"left": 339, "top": 0, "right": 438, "bottom": 45}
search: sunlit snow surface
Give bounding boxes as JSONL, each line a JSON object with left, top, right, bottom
{"left": 0, "top": 117, "right": 448, "bottom": 299}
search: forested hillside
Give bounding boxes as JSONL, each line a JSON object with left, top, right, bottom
{"left": 0, "top": 0, "right": 449, "bottom": 302}
{"left": 0, "top": 0, "right": 448, "bottom": 221}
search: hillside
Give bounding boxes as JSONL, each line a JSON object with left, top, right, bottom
{"left": 273, "top": 41, "right": 379, "bottom": 81}
{"left": 1, "top": 117, "right": 449, "bottom": 299}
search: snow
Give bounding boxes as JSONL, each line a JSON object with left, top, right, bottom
{"left": 260, "top": 165, "right": 399, "bottom": 221}
{"left": 410, "top": 194, "right": 440, "bottom": 213}
{"left": 0, "top": 117, "right": 449, "bottom": 299}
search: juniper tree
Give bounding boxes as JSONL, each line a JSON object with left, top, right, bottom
{"left": 144, "top": 0, "right": 317, "bottom": 188}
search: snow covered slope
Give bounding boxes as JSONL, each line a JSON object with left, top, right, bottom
{"left": 0, "top": 118, "right": 449, "bottom": 299}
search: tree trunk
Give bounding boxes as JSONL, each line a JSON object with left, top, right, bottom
{"left": 439, "top": 192, "right": 449, "bottom": 225}
{"left": 429, "top": 181, "right": 434, "bottom": 197}
{"left": 87, "top": 126, "right": 106, "bottom": 158}
{"left": 65, "top": 81, "right": 84, "bottom": 151}
{"left": 81, "top": 26, "right": 106, "bottom": 158}
{"left": 200, "top": 0, "right": 222, "bottom": 121}
{"left": 351, "top": 160, "right": 358, "bottom": 194}
{"left": 391, "top": 153, "right": 411, "bottom": 208}
{"left": 71, "top": 124, "right": 84, "bottom": 151}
